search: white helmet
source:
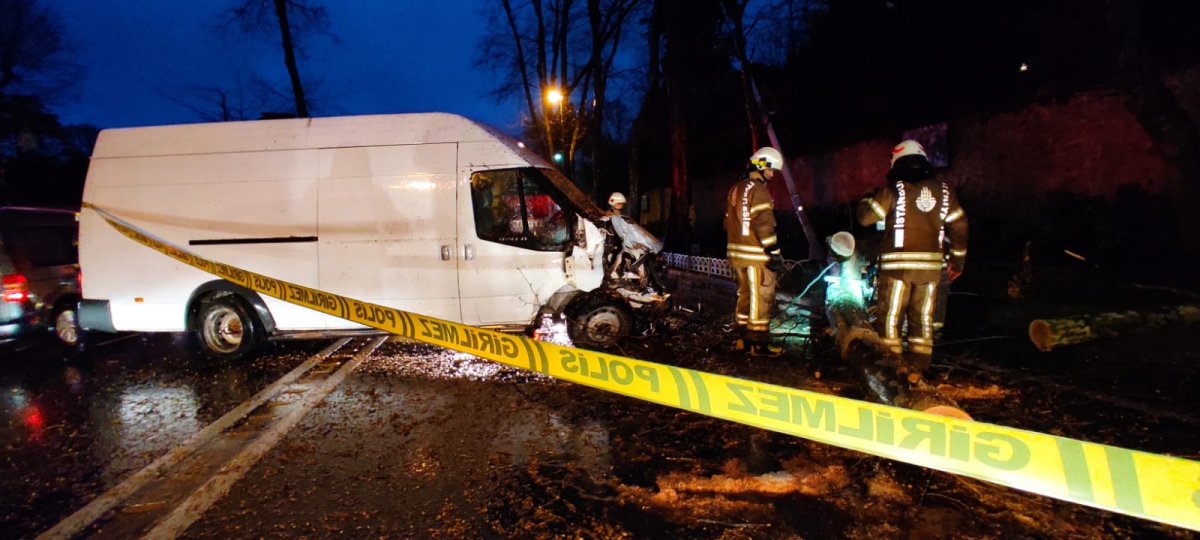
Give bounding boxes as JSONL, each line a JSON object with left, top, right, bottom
{"left": 608, "top": 192, "right": 626, "bottom": 206}
{"left": 890, "top": 139, "right": 928, "bottom": 167}
{"left": 750, "top": 147, "right": 784, "bottom": 171}
{"left": 829, "top": 231, "right": 856, "bottom": 258}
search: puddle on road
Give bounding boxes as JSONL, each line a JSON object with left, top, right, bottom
{"left": 92, "top": 384, "right": 202, "bottom": 483}
{"left": 0, "top": 335, "right": 326, "bottom": 538}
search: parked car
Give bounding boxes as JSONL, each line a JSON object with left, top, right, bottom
{"left": 0, "top": 207, "right": 84, "bottom": 350}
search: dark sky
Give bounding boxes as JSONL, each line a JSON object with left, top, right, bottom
{"left": 52, "top": 0, "right": 522, "bottom": 132}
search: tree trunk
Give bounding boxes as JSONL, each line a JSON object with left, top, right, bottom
{"left": 1029, "top": 305, "right": 1200, "bottom": 352}
{"left": 501, "top": 0, "right": 540, "bottom": 129}
{"left": 628, "top": 144, "right": 641, "bottom": 220}
{"left": 587, "top": 0, "right": 605, "bottom": 190}
{"left": 662, "top": 0, "right": 692, "bottom": 250}
{"left": 627, "top": 0, "right": 663, "bottom": 223}
{"left": 273, "top": 0, "right": 307, "bottom": 117}
{"left": 666, "top": 93, "right": 690, "bottom": 249}
{"left": 825, "top": 277, "right": 969, "bottom": 418}
{"left": 720, "top": 0, "right": 761, "bottom": 151}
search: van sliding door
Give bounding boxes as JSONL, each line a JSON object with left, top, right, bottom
{"left": 316, "top": 143, "right": 460, "bottom": 327}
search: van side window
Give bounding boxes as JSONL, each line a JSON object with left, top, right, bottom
{"left": 470, "top": 168, "right": 571, "bottom": 251}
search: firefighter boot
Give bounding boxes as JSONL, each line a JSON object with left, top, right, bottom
{"left": 748, "top": 338, "right": 783, "bottom": 358}
{"left": 749, "top": 343, "right": 783, "bottom": 357}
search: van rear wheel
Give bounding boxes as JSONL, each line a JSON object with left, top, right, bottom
{"left": 52, "top": 303, "right": 86, "bottom": 352}
{"left": 193, "top": 295, "right": 262, "bottom": 361}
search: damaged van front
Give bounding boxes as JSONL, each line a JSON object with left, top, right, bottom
{"left": 462, "top": 138, "right": 668, "bottom": 349}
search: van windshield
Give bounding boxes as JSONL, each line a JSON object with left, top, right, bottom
{"left": 470, "top": 168, "right": 578, "bottom": 252}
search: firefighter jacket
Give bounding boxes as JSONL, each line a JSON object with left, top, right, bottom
{"left": 724, "top": 170, "right": 778, "bottom": 263}
{"left": 857, "top": 179, "right": 968, "bottom": 282}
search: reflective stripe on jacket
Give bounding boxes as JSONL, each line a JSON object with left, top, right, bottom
{"left": 724, "top": 171, "right": 777, "bottom": 260}
{"left": 857, "top": 179, "right": 968, "bottom": 281}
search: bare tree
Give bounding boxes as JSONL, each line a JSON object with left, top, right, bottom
{"left": 586, "top": 0, "right": 642, "bottom": 186}
{"left": 480, "top": 0, "right": 641, "bottom": 180}
{"left": 155, "top": 73, "right": 296, "bottom": 122}
{"left": 226, "top": 0, "right": 333, "bottom": 117}
{"left": 0, "top": 0, "right": 82, "bottom": 101}
{"left": 720, "top": 0, "right": 823, "bottom": 258}
{"left": 720, "top": 0, "right": 762, "bottom": 150}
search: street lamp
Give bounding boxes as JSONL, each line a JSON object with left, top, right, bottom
{"left": 546, "top": 88, "right": 564, "bottom": 108}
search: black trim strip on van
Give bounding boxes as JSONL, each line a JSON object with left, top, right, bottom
{"left": 188, "top": 236, "right": 318, "bottom": 246}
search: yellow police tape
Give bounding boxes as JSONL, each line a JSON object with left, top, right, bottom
{"left": 86, "top": 203, "right": 1200, "bottom": 531}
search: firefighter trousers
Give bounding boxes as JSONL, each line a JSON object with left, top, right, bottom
{"left": 874, "top": 276, "right": 938, "bottom": 371}
{"left": 730, "top": 258, "right": 776, "bottom": 341}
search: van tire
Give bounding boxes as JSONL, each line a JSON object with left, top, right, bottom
{"left": 566, "top": 294, "right": 632, "bottom": 350}
{"left": 191, "top": 294, "right": 263, "bottom": 362}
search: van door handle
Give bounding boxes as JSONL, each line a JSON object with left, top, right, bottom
{"left": 441, "top": 245, "right": 452, "bottom": 261}
{"left": 463, "top": 244, "right": 475, "bottom": 260}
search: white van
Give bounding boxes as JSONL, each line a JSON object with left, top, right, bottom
{"left": 78, "top": 113, "right": 662, "bottom": 360}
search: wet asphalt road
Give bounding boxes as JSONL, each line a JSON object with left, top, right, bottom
{"left": 0, "top": 333, "right": 330, "bottom": 538}
{"left": 0, "top": 333, "right": 647, "bottom": 538}
{"left": 1, "top": 273, "right": 1197, "bottom": 538}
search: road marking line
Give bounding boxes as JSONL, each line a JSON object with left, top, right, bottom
{"left": 36, "top": 338, "right": 352, "bottom": 540}
{"left": 143, "top": 336, "right": 387, "bottom": 539}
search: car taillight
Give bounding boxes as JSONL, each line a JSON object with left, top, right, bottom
{"left": 2, "top": 273, "right": 29, "bottom": 303}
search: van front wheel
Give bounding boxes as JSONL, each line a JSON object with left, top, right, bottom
{"left": 193, "top": 295, "right": 262, "bottom": 361}
{"left": 567, "top": 295, "right": 632, "bottom": 350}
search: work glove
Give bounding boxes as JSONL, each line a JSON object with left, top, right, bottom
{"left": 947, "top": 263, "right": 963, "bottom": 282}
{"left": 767, "top": 250, "right": 786, "bottom": 275}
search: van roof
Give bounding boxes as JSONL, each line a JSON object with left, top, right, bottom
{"left": 91, "top": 113, "right": 512, "bottom": 159}
{"left": 89, "top": 113, "right": 606, "bottom": 220}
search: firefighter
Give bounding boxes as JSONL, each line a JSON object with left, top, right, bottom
{"left": 725, "top": 147, "right": 786, "bottom": 357}
{"left": 857, "top": 140, "right": 968, "bottom": 374}
{"left": 607, "top": 192, "right": 627, "bottom": 216}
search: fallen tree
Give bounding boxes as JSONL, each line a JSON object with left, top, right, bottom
{"left": 1028, "top": 305, "right": 1200, "bottom": 352}
{"left": 823, "top": 270, "right": 969, "bottom": 420}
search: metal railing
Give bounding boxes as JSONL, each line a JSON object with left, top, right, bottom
{"left": 662, "top": 252, "right": 734, "bottom": 279}
{"left": 662, "top": 252, "right": 814, "bottom": 279}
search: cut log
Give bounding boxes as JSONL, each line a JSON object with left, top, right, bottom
{"left": 824, "top": 276, "right": 969, "bottom": 419}
{"left": 1029, "top": 305, "right": 1200, "bottom": 352}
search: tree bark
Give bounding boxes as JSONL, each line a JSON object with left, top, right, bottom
{"left": 273, "top": 0, "right": 308, "bottom": 117}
